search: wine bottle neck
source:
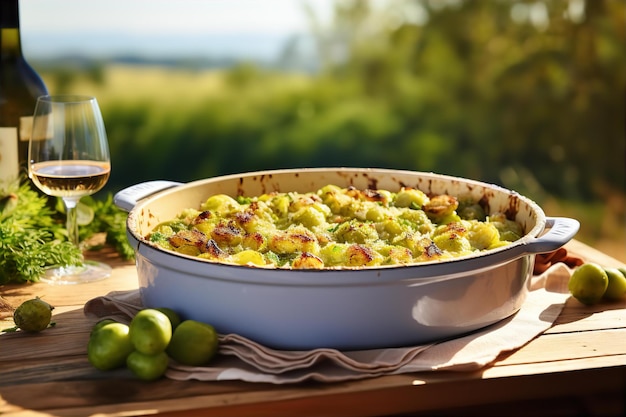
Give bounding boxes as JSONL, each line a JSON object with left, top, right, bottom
{"left": 1, "top": 0, "right": 23, "bottom": 57}
{"left": 0, "top": 0, "right": 20, "bottom": 29}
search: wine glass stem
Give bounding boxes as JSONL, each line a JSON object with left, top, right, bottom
{"left": 63, "top": 197, "right": 80, "bottom": 247}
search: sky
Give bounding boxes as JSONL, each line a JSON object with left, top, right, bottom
{"left": 18, "top": 0, "right": 335, "bottom": 60}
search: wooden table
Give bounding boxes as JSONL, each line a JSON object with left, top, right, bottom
{"left": 1, "top": 240, "right": 625, "bottom": 417}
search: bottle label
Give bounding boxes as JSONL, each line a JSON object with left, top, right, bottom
{"left": 0, "top": 127, "right": 19, "bottom": 185}
{"left": 19, "top": 115, "right": 35, "bottom": 142}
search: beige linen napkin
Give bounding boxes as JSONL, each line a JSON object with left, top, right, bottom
{"left": 84, "top": 263, "right": 573, "bottom": 384}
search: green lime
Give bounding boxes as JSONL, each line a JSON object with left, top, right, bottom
{"left": 13, "top": 297, "right": 54, "bottom": 332}
{"left": 155, "top": 307, "right": 181, "bottom": 330}
{"left": 90, "top": 318, "right": 117, "bottom": 337}
{"left": 126, "top": 350, "right": 169, "bottom": 381}
{"left": 129, "top": 309, "right": 172, "bottom": 355}
{"left": 568, "top": 263, "right": 609, "bottom": 305}
{"left": 166, "top": 320, "right": 219, "bottom": 366}
{"left": 603, "top": 267, "right": 626, "bottom": 301}
{"left": 88, "top": 322, "right": 134, "bottom": 371}
{"left": 76, "top": 201, "right": 95, "bottom": 226}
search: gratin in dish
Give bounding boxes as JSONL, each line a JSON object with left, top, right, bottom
{"left": 147, "top": 185, "right": 524, "bottom": 269}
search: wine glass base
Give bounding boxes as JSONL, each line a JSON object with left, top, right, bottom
{"left": 40, "top": 261, "right": 112, "bottom": 285}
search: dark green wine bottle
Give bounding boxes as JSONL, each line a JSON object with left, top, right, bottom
{"left": 0, "top": 0, "right": 48, "bottom": 186}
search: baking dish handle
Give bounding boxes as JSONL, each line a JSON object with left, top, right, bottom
{"left": 114, "top": 180, "right": 182, "bottom": 212}
{"left": 523, "top": 217, "right": 580, "bottom": 254}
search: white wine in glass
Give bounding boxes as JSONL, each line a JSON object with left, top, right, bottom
{"left": 29, "top": 95, "right": 112, "bottom": 284}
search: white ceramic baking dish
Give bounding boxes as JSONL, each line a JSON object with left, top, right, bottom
{"left": 114, "top": 168, "right": 579, "bottom": 350}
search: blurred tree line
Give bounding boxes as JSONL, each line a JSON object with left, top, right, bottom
{"left": 98, "top": 0, "right": 623, "bottom": 198}
{"left": 40, "top": 0, "right": 625, "bottom": 256}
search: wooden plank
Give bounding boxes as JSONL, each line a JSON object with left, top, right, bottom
{"left": 485, "top": 354, "right": 626, "bottom": 378}
{"left": 496, "top": 328, "right": 626, "bottom": 365}
{"left": 2, "top": 339, "right": 625, "bottom": 415}
{"left": 1, "top": 364, "right": 623, "bottom": 417}
{"left": 0, "top": 265, "right": 136, "bottom": 314}
{"left": 0, "top": 307, "right": 95, "bottom": 362}
{"left": 4, "top": 365, "right": 621, "bottom": 417}
{"left": 549, "top": 300, "right": 626, "bottom": 332}
{"left": 1, "top": 359, "right": 624, "bottom": 417}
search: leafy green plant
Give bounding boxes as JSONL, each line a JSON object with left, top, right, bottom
{"left": 1, "top": 182, "right": 81, "bottom": 284}
{"left": 0, "top": 180, "right": 133, "bottom": 284}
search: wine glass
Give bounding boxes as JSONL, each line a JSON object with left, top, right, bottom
{"left": 28, "top": 95, "right": 112, "bottom": 284}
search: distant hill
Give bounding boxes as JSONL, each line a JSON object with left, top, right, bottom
{"left": 23, "top": 32, "right": 320, "bottom": 72}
